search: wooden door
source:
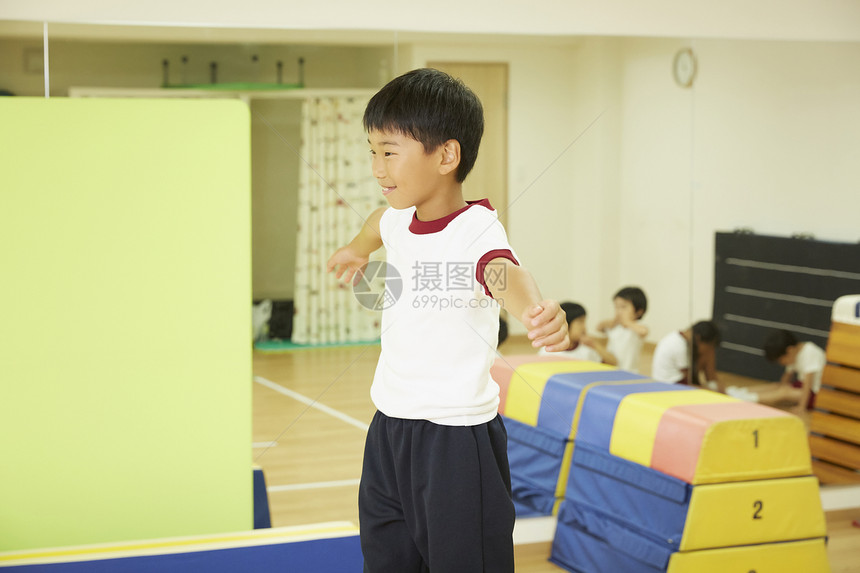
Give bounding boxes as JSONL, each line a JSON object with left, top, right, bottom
{"left": 428, "top": 62, "right": 509, "bottom": 227}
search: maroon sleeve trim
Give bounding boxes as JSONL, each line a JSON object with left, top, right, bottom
{"left": 477, "top": 249, "right": 519, "bottom": 298}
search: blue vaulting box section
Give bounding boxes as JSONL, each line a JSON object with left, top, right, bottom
{"left": 501, "top": 364, "right": 648, "bottom": 516}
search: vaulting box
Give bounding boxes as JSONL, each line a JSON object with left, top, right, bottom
{"left": 566, "top": 444, "right": 825, "bottom": 553}
{"left": 502, "top": 360, "right": 618, "bottom": 426}
{"left": 576, "top": 384, "right": 811, "bottom": 483}
{"left": 666, "top": 538, "right": 830, "bottom": 573}
{"left": 490, "top": 354, "right": 572, "bottom": 415}
{"left": 550, "top": 504, "right": 830, "bottom": 573}
{"left": 498, "top": 359, "right": 647, "bottom": 515}
{"left": 827, "top": 295, "right": 860, "bottom": 369}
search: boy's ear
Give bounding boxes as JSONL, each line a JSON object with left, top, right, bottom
{"left": 438, "top": 139, "right": 461, "bottom": 176}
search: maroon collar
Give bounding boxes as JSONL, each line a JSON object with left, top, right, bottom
{"left": 409, "top": 199, "right": 494, "bottom": 235}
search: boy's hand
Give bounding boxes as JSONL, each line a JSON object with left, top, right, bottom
{"left": 523, "top": 300, "right": 570, "bottom": 352}
{"left": 327, "top": 246, "right": 369, "bottom": 286}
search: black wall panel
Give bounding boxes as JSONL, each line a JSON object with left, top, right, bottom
{"left": 713, "top": 233, "right": 860, "bottom": 381}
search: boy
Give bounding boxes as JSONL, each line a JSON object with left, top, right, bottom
{"left": 327, "top": 68, "right": 569, "bottom": 573}
{"left": 539, "top": 302, "right": 617, "bottom": 365}
{"left": 727, "top": 329, "right": 825, "bottom": 414}
{"left": 596, "top": 286, "right": 649, "bottom": 373}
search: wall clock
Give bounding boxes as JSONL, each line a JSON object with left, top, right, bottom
{"left": 673, "top": 47, "right": 697, "bottom": 88}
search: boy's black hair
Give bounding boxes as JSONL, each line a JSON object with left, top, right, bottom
{"left": 690, "top": 320, "right": 721, "bottom": 384}
{"left": 560, "top": 302, "right": 587, "bottom": 324}
{"left": 763, "top": 329, "right": 798, "bottom": 362}
{"left": 363, "top": 68, "right": 484, "bottom": 183}
{"left": 613, "top": 286, "right": 648, "bottom": 317}
{"left": 692, "top": 320, "right": 721, "bottom": 345}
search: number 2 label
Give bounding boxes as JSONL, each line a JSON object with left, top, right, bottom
{"left": 753, "top": 500, "right": 763, "bottom": 519}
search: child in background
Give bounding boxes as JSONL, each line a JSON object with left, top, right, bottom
{"left": 327, "top": 68, "right": 569, "bottom": 572}
{"left": 652, "top": 320, "right": 722, "bottom": 390}
{"left": 597, "top": 286, "right": 649, "bottom": 373}
{"left": 539, "top": 302, "right": 617, "bottom": 364}
{"left": 727, "top": 329, "right": 826, "bottom": 414}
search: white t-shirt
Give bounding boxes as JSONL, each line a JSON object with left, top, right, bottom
{"left": 787, "top": 342, "right": 827, "bottom": 393}
{"left": 606, "top": 324, "right": 644, "bottom": 373}
{"left": 651, "top": 331, "right": 689, "bottom": 384}
{"left": 539, "top": 342, "right": 602, "bottom": 363}
{"left": 371, "top": 200, "right": 518, "bottom": 426}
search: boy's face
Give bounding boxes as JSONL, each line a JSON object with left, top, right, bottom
{"left": 613, "top": 297, "right": 640, "bottom": 322}
{"left": 368, "top": 129, "right": 443, "bottom": 211}
{"left": 568, "top": 316, "right": 587, "bottom": 342}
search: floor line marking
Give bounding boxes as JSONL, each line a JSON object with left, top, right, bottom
{"left": 268, "top": 479, "right": 362, "bottom": 493}
{"left": 253, "top": 376, "right": 370, "bottom": 432}
{"left": 252, "top": 442, "right": 278, "bottom": 449}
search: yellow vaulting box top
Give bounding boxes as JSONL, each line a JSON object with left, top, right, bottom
{"left": 610, "top": 391, "right": 812, "bottom": 484}
{"left": 503, "top": 361, "right": 615, "bottom": 427}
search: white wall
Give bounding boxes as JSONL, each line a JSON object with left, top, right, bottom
{"left": 2, "top": 0, "right": 860, "bottom": 42}
{"left": 406, "top": 36, "right": 860, "bottom": 343}
{"left": 612, "top": 37, "right": 860, "bottom": 341}
{"left": 615, "top": 37, "right": 695, "bottom": 340}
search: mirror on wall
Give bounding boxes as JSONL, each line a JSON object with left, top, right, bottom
{"left": 686, "top": 38, "right": 860, "bottom": 386}
{"left": 3, "top": 20, "right": 858, "bottom": 529}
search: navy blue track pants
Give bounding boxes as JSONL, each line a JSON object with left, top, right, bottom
{"left": 358, "top": 411, "right": 515, "bottom": 572}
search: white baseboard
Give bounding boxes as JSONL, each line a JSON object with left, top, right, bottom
{"left": 820, "top": 484, "right": 860, "bottom": 511}
{"left": 512, "top": 515, "right": 556, "bottom": 545}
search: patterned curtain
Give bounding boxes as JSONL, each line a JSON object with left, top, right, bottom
{"left": 292, "top": 96, "right": 387, "bottom": 345}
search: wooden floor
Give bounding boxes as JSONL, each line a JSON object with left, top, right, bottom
{"left": 252, "top": 336, "right": 860, "bottom": 571}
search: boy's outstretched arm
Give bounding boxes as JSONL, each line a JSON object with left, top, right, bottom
{"left": 485, "top": 258, "right": 570, "bottom": 352}
{"left": 327, "top": 207, "right": 386, "bottom": 285}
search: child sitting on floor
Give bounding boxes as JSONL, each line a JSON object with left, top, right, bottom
{"left": 726, "top": 329, "right": 826, "bottom": 415}
{"left": 651, "top": 320, "right": 722, "bottom": 391}
{"left": 596, "top": 286, "right": 648, "bottom": 373}
{"left": 539, "top": 302, "right": 617, "bottom": 365}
